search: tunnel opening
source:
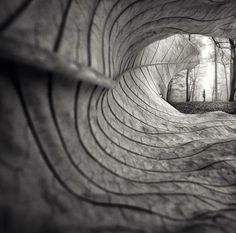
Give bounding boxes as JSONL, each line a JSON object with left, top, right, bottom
{"left": 165, "top": 34, "right": 236, "bottom": 114}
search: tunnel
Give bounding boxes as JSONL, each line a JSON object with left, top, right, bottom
{"left": 1, "top": 1, "right": 236, "bottom": 232}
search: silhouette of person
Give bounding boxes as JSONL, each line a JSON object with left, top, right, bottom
{"left": 202, "top": 89, "right": 206, "bottom": 102}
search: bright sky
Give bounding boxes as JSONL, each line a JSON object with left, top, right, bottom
{"left": 204, "top": 63, "right": 214, "bottom": 91}
{"left": 200, "top": 36, "right": 214, "bottom": 92}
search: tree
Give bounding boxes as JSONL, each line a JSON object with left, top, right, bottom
{"left": 185, "top": 34, "right": 191, "bottom": 102}
{"left": 189, "top": 67, "right": 200, "bottom": 101}
{"left": 229, "top": 39, "right": 236, "bottom": 101}
{"left": 220, "top": 46, "right": 230, "bottom": 99}
{"left": 212, "top": 38, "right": 219, "bottom": 101}
{"left": 186, "top": 69, "right": 190, "bottom": 102}
{"left": 212, "top": 37, "right": 235, "bottom": 101}
{"left": 184, "top": 34, "right": 204, "bottom": 102}
{"left": 214, "top": 41, "right": 218, "bottom": 101}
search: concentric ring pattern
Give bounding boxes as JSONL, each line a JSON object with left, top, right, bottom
{"left": 1, "top": 0, "right": 236, "bottom": 233}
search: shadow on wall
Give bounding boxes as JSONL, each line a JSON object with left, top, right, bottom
{"left": 1, "top": 1, "right": 236, "bottom": 233}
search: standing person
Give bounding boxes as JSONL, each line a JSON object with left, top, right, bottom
{"left": 203, "top": 89, "right": 206, "bottom": 102}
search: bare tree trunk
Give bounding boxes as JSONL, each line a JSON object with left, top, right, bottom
{"left": 191, "top": 79, "right": 196, "bottom": 102}
{"left": 214, "top": 42, "right": 218, "bottom": 101}
{"left": 185, "top": 34, "right": 191, "bottom": 102}
{"left": 229, "top": 39, "right": 236, "bottom": 101}
{"left": 186, "top": 69, "right": 190, "bottom": 102}
{"left": 230, "top": 61, "right": 236, "bottom": 101}
{"left": 223, "top": 64, "right": 229, "bottom": 100}
{"left": 212, "top": 85, "right": 215, "bottom": 102}
{"left": 189, "top": 68, "right": 195, "bottom": 102}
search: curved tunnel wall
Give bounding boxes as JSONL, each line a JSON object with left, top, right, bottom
{"left": 124, "top": 35, "right": 200, "bottom": 99}
{"left": 1, "top": 1, "right": 236, "bottom": 233}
